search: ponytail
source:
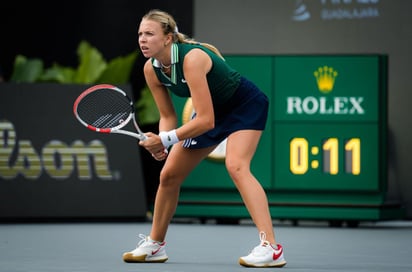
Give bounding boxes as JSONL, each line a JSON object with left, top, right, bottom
{"left": 174, "top": 32, "right": 224, "bottom": 60}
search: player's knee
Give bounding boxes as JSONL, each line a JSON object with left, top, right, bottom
{"left": 159, "top": 169, "right": 182, "bottom": 188}
{"left": 225, "top": 158, "right": 246, "bottom": 181}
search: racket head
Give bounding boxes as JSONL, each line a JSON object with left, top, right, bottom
{"left": 73, "top": 84, "right": 134, "bottom": 133}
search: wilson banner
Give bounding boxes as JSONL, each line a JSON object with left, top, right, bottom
{"left": 0, "top": 83, "right": 147, "bottom": 220}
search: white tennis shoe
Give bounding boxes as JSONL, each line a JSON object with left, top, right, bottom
{"left": 239, "top": 232, "right": 287, "bottom": 268}
{"left": 123, "top": 234, "right": 168, "bottom": 263}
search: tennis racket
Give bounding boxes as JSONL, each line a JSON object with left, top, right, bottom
{"left": 73, "top": 84, "right": 147, "bottom": 141}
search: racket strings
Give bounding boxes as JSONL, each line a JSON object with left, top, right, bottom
{"left": 77, "top": 88, "right": 133, "bottom": 129}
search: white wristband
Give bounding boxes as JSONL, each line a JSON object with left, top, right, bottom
{"left": 159, "top": 129, "right": 179, "bottom": 148}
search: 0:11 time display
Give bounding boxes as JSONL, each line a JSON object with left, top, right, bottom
{"left": 290, "top": 137, "right": 361, "bottom": 175}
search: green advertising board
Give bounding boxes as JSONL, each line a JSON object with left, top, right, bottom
{"left": 272, "top": 56, "right": 386, "bottom": 192}
{"left": 173, "top": 55, "right": 402, "bottom": 223}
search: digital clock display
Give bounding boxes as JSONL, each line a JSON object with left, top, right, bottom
{"left": 290, "top": 137, "right": 360, "bottom": 176}
{"left": 274, "top": 123, "right": 379, "bottom": 191}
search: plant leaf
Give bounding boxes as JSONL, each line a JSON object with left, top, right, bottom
{"left": 136, "top": 85, "right": 160, "bottom": 125}
{"left": 40, "top": 63, "right": 76, "bottom": 83}
{"left": 10, "top": 55, "right": 44, "bottom": 83}
{"left": 73, "top": 40, "right": 107, "bottom": 84}
{"left": 96, "top": 51, "right": 138, "bottom": 84}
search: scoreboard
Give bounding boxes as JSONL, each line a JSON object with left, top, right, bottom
{"left": 272, "top": 56, "right": 386, "bottom": 192}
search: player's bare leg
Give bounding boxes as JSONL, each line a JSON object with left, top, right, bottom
{"left": 225, "top": 130, "right": 276, "bottom": 244}
{"left": 150, "top": 144, "right": 217, "bottom": 242}
{"left": 123, "top": 144, "right": 216, "bottom": 263}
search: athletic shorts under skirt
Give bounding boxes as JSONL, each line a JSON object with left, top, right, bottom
{"left": 182, "top": 76, "right": 269, "bottom": 149}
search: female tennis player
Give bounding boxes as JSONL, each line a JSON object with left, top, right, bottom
{"left": 122, "top": 9, "right": 286, "bottom": 268}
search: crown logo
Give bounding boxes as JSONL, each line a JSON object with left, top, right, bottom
{"left": 314, "top": 66, "right": 338, "bottom": 93}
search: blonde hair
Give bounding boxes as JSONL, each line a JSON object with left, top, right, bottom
{"left": 142, "top": 9, "right": 224, "bottom": 59}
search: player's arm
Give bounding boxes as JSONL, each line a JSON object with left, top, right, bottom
{"left": 143, "top": 59, "right": 178, "bottom": 132}
{"left": 174, "top": 49, "right": 215, "bottom": 140}
{"left": 140, "top": 59, "right": 177, "bottom": 156}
